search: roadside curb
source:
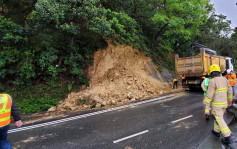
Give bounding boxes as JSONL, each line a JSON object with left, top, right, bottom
{"left": 11, "top": 93, "right": 180, "bottom": 128}
{"left": 9, "top": 94, "right": 176, "bottom": 133}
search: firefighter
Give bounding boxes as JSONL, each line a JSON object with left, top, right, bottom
{"left": 226, "top": 70, "right": 236, "bottom": 96}
{"left": 201, "top": 76, "right": 211, "bottom": 120}
{"left": 0, "top": 94, "right": 22, "bottom": 149}
{"left": 203, "top": 64, "right": 233, "bottom": 146}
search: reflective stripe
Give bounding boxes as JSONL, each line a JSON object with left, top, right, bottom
{"left": 221, "top": 127, "right": 231, "bottom": 133}
{"left": 205, "top": 109, "right": 209, "bottom": 113}
{"left": 215, "top": 88, "right": 228, "bottom": 91}
{"left": 228, "top": 95, "right": 233, "bottom": 100}
{"left": 0, "top": 109, "right": 11, "bottom": 114}
{"left": 0, "top": 112, "right": 11, "bottom": 119}
{"left": 215, "top": 116, "right": 224, "bottom": 129}
{"left": 214, "top": 123, "right": 220, "bottom": 130}
{"left": 215, "top": 90, "right": 228, "bottom": 93}
{"left": 0, "top": 119, "right": 10, "bottom": 127}
{"left": 205, "top": 98, "right": 211, "bottom": 103}
{"left": 214, "top": 116, "right": 231, "bottom": 134}
{"left": 211, "top": 102, "right": 228, "bottom": 107}
{"left": 0, "top": 116, "right": 10, "bottom": 122}
{"left": 215, "top": 88, "right": 228, "bottom": 93}
{"left": 1, "top": 95, "right": 8, "bottom": 111}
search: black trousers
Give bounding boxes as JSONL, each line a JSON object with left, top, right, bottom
{"left": 173, "top": 81, "right": 178, "bottom": 89}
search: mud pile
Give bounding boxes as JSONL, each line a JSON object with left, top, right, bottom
{"left": 55, "top": 44, "right": 176, "bottom": 111}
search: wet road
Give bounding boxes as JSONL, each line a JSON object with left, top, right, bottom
{"left": 9, "top": 91, "right": 213, "bottom": 149}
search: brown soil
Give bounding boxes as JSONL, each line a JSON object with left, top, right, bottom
{"left": 54, "top": 44, "right": 181, "bottom": 112}
{"left": 16, "top": 44, "right": 183, "bottom": 126}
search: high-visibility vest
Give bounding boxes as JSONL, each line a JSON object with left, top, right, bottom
{"left": 0, "top": 94, "right": 12, "bottom": 127}
{"left": 226, "top": 73, "right": 236, "bottom": 86}
{"left": 204, "top": 78, "right": 210, "bottom": 96}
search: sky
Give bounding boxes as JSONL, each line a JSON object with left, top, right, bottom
{"left": 210, "top": 0, "right": 237, "bottom": 29}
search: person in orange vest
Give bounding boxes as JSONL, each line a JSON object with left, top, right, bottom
{"left": 226, "top": 70, "right": 236, "bottom": 96}
{"left": 0, "top": 94, "right": 22, "bottom": 149}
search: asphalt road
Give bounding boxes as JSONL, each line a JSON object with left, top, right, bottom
{"left": 8, "top": 91, "right": 213, "bottom": 149}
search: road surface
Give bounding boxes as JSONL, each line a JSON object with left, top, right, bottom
{"left": 9, "top": 91, "right": 213, "bottom": 149}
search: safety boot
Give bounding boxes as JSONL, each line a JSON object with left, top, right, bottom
{"left": 205, "top": 114, "right": 209, "bottom": 120}
{"left": 211, "top": 130, "right": 220, "bottom": 137}
{"left": 221, "top": 136, "right": 233, "bottom": 145}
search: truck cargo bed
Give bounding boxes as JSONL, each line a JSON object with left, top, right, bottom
{"left": 175, "top": 50, "right": 226, "bottom": 77}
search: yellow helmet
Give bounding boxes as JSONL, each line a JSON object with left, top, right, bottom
{"left": 208, "top": 64, "right": 221, "bottom": 75}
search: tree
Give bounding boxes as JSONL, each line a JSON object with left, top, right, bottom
{"left": 0, "top": 0, "right": 37, "bottom": 25}
{"left": 195, "top": 6, "right": 232, "bottom": 56}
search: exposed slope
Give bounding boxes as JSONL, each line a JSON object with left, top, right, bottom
{"left": 56, "top": 44, "right": 178, "bottom": 111}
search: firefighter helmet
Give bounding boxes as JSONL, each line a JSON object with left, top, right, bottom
{"left": 209, "top": 64, "right": 221, "bottom": 75}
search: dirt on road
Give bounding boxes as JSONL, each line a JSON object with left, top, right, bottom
{"left": 54, "top": 44, "right": 181, "bottom": 112}
{"left": 17, "top": 44, "right": 182, "bottom": 126}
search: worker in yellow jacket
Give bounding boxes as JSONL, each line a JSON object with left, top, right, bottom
{"left": 203, "top": 64, "right": 233, "bottom": 146}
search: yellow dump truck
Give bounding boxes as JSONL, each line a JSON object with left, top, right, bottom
{"left": 175, "top": 48, "right": 233, "bottom": 90}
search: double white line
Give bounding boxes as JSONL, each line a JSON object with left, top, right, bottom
{"left": 8, "top": 94, "right": 175, "bottom": 134}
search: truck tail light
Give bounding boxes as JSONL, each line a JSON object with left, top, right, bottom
{"left": 182, "top": 77, "right": 185, "bottom": 79}
{"left": 201, "top": 76, "right": 205, "bottom": 79}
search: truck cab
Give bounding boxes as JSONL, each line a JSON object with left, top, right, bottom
{"left": 226, "top": 57, "right": 234, "bottom": 74}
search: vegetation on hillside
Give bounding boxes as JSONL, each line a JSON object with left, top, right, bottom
{"left": 0, "top": 0, "right": 237, "bottom": 113}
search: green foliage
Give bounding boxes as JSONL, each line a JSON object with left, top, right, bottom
{"left": 101, "top": 0, "right": 209, "bottom": 69}
{"left": 0, "top": 0, "right": 211, "bottom": 86}
{"left": 6, "top": 80, "right": 79, "bottom": 114}
{"left": 0, "top": 15, "right": 24, "bottom": 80}
{"left": 67, "top": 81, "right": 74, "bottom": 91}
{"left": 194, "top": 4, "right": 235, "bottom": 69}
{"left": 1, "top": 0, "right": 237, "bottom": 114}
{"left": 90, "top": 103, "right": 96, "bottom": 109}
{"left": 0, "top": 0, "right": 37, "bottom": 24}
{"left": 17, "top": 96, "right": 59, "bottom": 114}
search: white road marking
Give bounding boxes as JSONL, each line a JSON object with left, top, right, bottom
{"left": 171, "top": 115, "right": 193, "bottom": 124}
{"left": 113, "top": 130, "right": 149, "bottom": 143}
{"left": 8, "top": 94, "right": 175, "bottom": 134}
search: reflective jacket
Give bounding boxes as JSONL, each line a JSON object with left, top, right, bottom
{"left": 226, "top": 73, "right": 236, "bottom": 86}
{"left": 0, "top": 94, "right": 12, "bottom": 127}
{"left": 0, "top": 94, "right": 21, "bottom": 127}
{"left": 201, "top": 78, "right": 210, "bottom": 96}
{"left": 203, "top": 76, "right": 232, "bottom": 109}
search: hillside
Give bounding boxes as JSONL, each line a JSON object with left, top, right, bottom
{"left": 54, "top": 44, "right": 181, "bottom": 111}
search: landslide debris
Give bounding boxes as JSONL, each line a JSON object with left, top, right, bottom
{"left": 55, "top": 44, "right": 178, "bottom": 111}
